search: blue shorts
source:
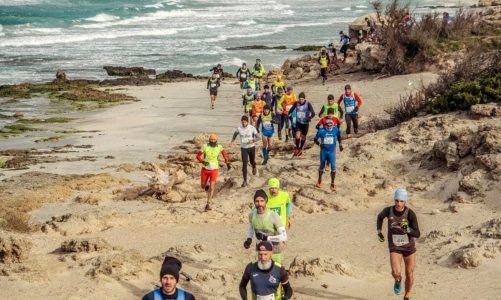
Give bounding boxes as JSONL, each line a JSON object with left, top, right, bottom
{"left": 319, "top": 148, "right": 336, "bottom": 171}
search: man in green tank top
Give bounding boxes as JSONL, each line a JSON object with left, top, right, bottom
{"left": 243, "top": 189, "right": 287, "bottom": 264}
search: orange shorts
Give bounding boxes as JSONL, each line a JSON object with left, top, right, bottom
{"left": 201, "top": 168, "right": 218, "bottom": 185}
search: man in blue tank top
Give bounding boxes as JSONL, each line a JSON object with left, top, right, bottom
{"left": 313, "top": 119, "right": 343, "bottom": 192}
{"left": 142, "top": 256, "right": 196, "bottom": 300}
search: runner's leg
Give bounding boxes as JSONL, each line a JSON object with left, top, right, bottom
{"left": 241, "top": 148, "right": 249, "bottom": 183}
{"left": 403, "top": 253, "right": 416, "bottom": 298}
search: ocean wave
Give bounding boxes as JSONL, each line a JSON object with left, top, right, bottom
{"left": 237, "top": 20, "right": 257, "bottom": 26}
{"left": 0, "top": 28, "right": 184, "bottom": 47}
{"left": 341, "top": 7, "right": 352, "bottom": 11}
{"left": 144, "top": 3, "right": 164, "bottom": 9}
{"left": 0, "top": 0, "right": 43, "bottom": 6}
{"left": 356, "top": 5, "right": 368, "bottom": 8}
{"left": 85, "top": 13, "right": 120, "bottom": 23}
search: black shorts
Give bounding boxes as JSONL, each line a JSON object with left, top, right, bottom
{"left": 390, "top": 248, "right": 416, "bottom": 257}
{"left": 296, "top": 123, "right": 309, "bottom": 136}
{"left": 210, "top": 89, "right": 218, "bottom": 96}
{"left": 239, "top": 77, "right": 247, "bottom": 83}
{"left": 340, "top": 44, "right": 349, "bottom": 54}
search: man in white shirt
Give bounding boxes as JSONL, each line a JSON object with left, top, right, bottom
{"left": 231, "top": 115, "right": 259, "bottom": 187}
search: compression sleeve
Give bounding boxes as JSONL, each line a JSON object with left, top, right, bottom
{"left": 318, "top": 106, "right": 325, "bottom": 117}
{"left": 377, "top": 207, "right": 391, "bottom": 231}
{"left": 221, "top": 149, "right": 229, "bottom": 164}
{"left": 247, "top": 212, "right": 255, "bottom": 239}
{"left": 279, "top": 266, "right": 293, "bottom": 299}
{"left": 288, "top": 104, "right": 296, "bottom": 115}
{"left": 206, "top": 79, "right": 210, "bottom": 89}
{"left": 256, "top": 116, "right": 262, "bottom": 131}
{"left": 239, "top": 264, "right": 252, "bottom": 300}
{"left": 308, "top": 102, "right": 315, "bottom": 118}
{"left": 231, "top": 130, "right": 239, "bottom": 143}
{"left": 407, "top": 209, "right": 421, "bottom": 238}
{"left": 196, "top": 150, "right": 204, "bottom": 163}
{"left": 267, "top": 226, "right": 287, "bottom": 243}
{"left": 354, "top": 93, "right": 362, "bottom": 107}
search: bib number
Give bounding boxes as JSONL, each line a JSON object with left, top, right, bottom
{"left": 210, "top": 83, "right": 217, "bottom": 88}
{"left": 392, "top": 234, "right": 410, "bottom": 246}
{"left": 346, "top": 106, "right": 355, "bottom": 113}
{"left": 324, "top": 136, "right": 334, "bottom": 145}
{"left": 297, "top": 111, "right": 306, "bottom": 119}
{"left": 256, "top": 294, "right": 275, "bottom": 300}
{"left": 263, "top": 121, "right": 272, "bottom": 129}
{"left": 241, "top": 135, "right": 253, "bottom": 144}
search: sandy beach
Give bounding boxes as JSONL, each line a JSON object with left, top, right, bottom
{"left": 1, "top": 67, "right": 500, "bottom": 300}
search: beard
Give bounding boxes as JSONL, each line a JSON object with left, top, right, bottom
{"left": 257, "top": 260, "right": 273, "bottom": 270}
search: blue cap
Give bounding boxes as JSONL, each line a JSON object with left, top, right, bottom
{"left": 394, "top": 188, "right": 408, "bottom": 201}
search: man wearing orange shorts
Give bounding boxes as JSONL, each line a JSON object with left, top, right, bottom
{"left": 196, "top": 134, "right": 231, "bottom": 211}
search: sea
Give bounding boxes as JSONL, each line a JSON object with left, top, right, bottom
{"left": 0, "top": 0, "right": 467, "bottom": 85}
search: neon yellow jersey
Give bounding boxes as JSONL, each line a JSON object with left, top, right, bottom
{"left": 200, "top": 144, "right": 223, "bottom": 170}
{"left": 319, "top": 55, "right": 328, "bottom": 68}
{"left": 266, "top": 190, "right": 291, "bottom": 226}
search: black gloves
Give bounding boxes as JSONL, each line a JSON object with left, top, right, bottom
{"left": 378, "top": 232, "right": 385, "bottom": 242}
{"left": 227, "top": 163, "right": 232, "bottom": 171}
{"left": 339, "top": 144, "right": 344, "bottom": 152}
{"left": 243, "top": 238, "right": 252, "bottom": 249}
{"left": 255, "top": 231, "right": 268, "bottom": 241}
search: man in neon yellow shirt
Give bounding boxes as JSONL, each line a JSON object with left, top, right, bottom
{"left": 266, "top": 178, "right": 293, "bottom": 229}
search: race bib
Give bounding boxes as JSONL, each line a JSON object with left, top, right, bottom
{"left": 324, "top": 136, "right": 334, "bottom": 145}
{"left": 345, "top": 106, "right": 355, "bottom": 113}
{"left": 263, "top": 121, "right": 273, "bottom": 129}
{"left": 241, "top": 135, "right": 253, "bottom": 144}
{"left": 207, "top": 162, "right": 217, "bottom": 170}
{"left": 241, "top": 73, "right": 247, "bottom": 79}
{"left": 392, "top": 234, "right": 410, "bottom": 246}
{"left": 210, "top": 83, "right": 217, "bottom": 88}
{"left": 297, "top": 111, "right": 306, "bottom": 119}
{"left": 256, "top": 294, "right": 275, "bottom": 300}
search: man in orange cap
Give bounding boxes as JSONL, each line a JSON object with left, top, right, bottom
{"left": 196, "top": 133, "right": 231, "bottom": 211}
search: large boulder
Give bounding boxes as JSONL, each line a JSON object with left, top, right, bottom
{"left": 356, "top": 42, "right": 386, "bottom": 72}
{"left": 287, "top": 67, "right": 304, "bottom": 80}
{"left": 156, "top": 69, "right": 194, "bottom": 81}
{"left": 103, "top": 66, "right": 156, "bottom": 77}
{"left": 53, "top": 69, "right": 69, "bottom": 84}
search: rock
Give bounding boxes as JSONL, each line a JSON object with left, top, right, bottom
{"left": 156, "top": 70, "right": 194, "bottom": 81}
{"left": 355, "top": 43, "right": 386, "bottom": 72}
{"left": 479, "top": 0, "right": 501, "bottom": 6}
{"left": 0, "top": 234, "right": 32, "bottom": 264}
{"left": 100, "top": 77, "right": 158, "bottom": 86}
{"left": 85, "top": 249, "right": 143, "bottom": 279}
{"left": 103, "top": 66, "right": 156, "bottom": 77}
{"left": 450, "top": 127, "right": 480, "bottom": 158}
{"left": 53, "top": 69, "right": 69, "bottom": 84}
{"left": 452, "top": 245, "right": 482, "bottom": 268}
{"left": 479, "top": 218, "right": 501, "bottom": 239}
{"left": 459, "top": 169, "right": 486, "bottom": 194}
{"left": 287, "top": 67, "right": 304, "bottom": 80}
{"left": 288, "top": 256, "right": 354, "bottom": 277}
{"left": 226, "top": 45, "right": 286, "bottom": 50}
{"left": 293, "top": 45, "right": 322, "bottom": 51}
{"left": 471, "top": 103, "right": 501, "bottom": 118}
{"left": 60, "top": 238, "right": 112, "bottom": 253}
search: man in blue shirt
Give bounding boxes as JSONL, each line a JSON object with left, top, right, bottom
{"left": 313, "top": 119, "right": 343, "bottom": 192}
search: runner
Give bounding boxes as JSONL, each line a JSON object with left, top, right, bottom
{"left": 273, "top": 87, "right": 285, "bottom": 140}
{"left": 255, "top": 105, "right": 275, "bottom": 165}
{"left": 377, "top": 188, "right": 421, "bottom": 300}
{"left": 316, "top": 108, "right": 341, "bottom": 130}
{"left": 318, "top": 48, "right": 330, "bottom": 85}
{"left": 231, "top": 116, "right": 258, "bottom": 187}
{"left": 262, "top": 84, "right": 273, "bottom": 108}
{"left": 239, "top": 241, "right": 293, "bottom": 300}
{"left": 252, "top": 58, "right": 265, "bottom": 90}
{"left": 280, "top": 86, "right": 297, "bottom": 142}
{"left": 251, "top": 91, "right": 265, "bottom": 126}
{"left": 266, "top": 178, "right": 292, "bottom": 229}
{"left": 142, "top": 256, "right": 196, "bottom": 300}
{"left": 337, "top": 84, "right": 362, "bottom": 138}
{"left": 327, "top": 43, "right": 340, "bottom": 70}
{"left": 243, "top": 189, "right": 287, "bottom": 264}
{"left": 339, "top": 31, "right": 350, "bottom": 62}
{"left": 271, "top": 75, "right": 286, "bottom": 96}
{"left": 242, "top": 86, "right": 256, "bottom": 116}
{"left": 206, "top": 73, "right": 220, "bottom": 109}
{"left": 288, "top": 92, "right": 315, "bottom": 156}
{"left": 236, "top": 62, "right": 251, "bottom": 89}
{"left": 313, "top": 119, "right": 343, "bottom": 191}
{"left": 210, "top": 63, "right": 224, "bottom": 80}
{"left": 196, "top": 134, "right": 230, "bottom": 211}
{"left": 243, "top": 73, "right": 259, "bottom": 95}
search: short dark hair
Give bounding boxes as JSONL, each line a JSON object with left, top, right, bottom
{"left": 241, "top": 115, "right": 249, "bottom": 122}
{"left": 327, "top": 94, "right": 334, "bottom": 100}
{"left": 327, "top": 108, "right": 335, "bottom": 114}
{"left": 264, "top": 84, "right": 270, "bottom": 89}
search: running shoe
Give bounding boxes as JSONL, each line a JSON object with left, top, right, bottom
{"left": 330, "top": 184, "right": 337, "bottom": 192}
{"left": 204, "top": 203, "right": 212, "bottom": 211}
{"left": 204, "top": 184, "right": 210, "bottom": 191}
{"left": 315, "top": 181, "right": 322, "bottom": 188}
{"left": 394, "top": 280, "right": 402, "bottom": 295}
{"left": 252, "top": 167, "right": 257, "bottom": 175}
{"left": 241, "top": 181, "right": 248, "bottom": 187}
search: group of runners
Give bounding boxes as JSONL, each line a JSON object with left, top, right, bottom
{"left": 143, "top": 58, "right": 420, "bottom": 300}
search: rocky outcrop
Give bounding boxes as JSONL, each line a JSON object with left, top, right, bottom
{"left": 293, "top": 45, "right": 323, "bottom": 51}
{"left": 60, "top": 238, "right": 112, "bottom": 253}
{"left": 452, "top": 244, "right": 483, "bottom": 268}
{"left": 103, "top": 66, "right": 156, "bottom": 77}
{"left": 156, "top": 69, "right": 194, "bottom": 81}
{"left": 471, "top": 103, "right": 501, "bottom": 118}
{"left": 478, "top": 0, "right": 501, "bottom": 6}
{"left": 53, "top": 70, "right": 69, "bottom": 85}
{"left": 0, "top": 234, "right": 31, "bottom": 264}
{"left": 356, "top": 42, "right": 386, "bottom": 72}
{"left": 226, "top": 45, "right": 286, "bottom": 50}
{"left": 281, "top": 54, "right": 321, "bottom": 80}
